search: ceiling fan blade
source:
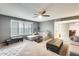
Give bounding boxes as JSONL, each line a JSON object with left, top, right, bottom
{"left": 41, "top": 10, "right": 46, "bottom": 14}
{"left": 43, "top": 15, "right": 50, "bottom": 17}
{"left": 33, "top": 15, "right": 38, "bottom": 18}
{"left": 34, "top": 13, "right": 38, "bottom": 16}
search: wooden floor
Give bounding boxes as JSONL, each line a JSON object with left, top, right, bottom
{"left": 70, "top": 44, "right": 79, "bottom": 56}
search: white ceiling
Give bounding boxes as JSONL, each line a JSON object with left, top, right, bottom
{"left": 0, "top": 3, "right": 79, "bottom": 22}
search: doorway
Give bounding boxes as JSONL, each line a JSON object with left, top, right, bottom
{"left": 54, "top": 19, "right": 79, "bottom": 56}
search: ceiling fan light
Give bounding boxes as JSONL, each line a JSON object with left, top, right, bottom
{"left": 38, "top": 15, "right": 42, "bottom": 18}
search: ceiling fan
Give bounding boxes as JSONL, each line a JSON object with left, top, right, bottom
{"left": 33, "top": 9, "right": 50, "bottom": 18}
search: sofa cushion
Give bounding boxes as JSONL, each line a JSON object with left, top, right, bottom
{"left": 70, "top": 36, "right": 79, "bottom": 42}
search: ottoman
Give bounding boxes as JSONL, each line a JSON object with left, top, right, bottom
{"left": 46, "top": 39, "right": 63, "bottom": 54}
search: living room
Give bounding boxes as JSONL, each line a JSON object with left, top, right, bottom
{"left": 0, "top": 3, "right": 79, "bottom": 56}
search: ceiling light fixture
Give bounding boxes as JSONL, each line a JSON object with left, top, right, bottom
{"left": 38, "top": 15, "right": 42, "bottom": 18}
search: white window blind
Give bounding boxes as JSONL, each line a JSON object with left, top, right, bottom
{"left": 19, "top": 21, "right": 24, "bottom": 35}
{"left": 11, "top": 19, "right": 34, "bottom": 37}
{"left": 11, "top": 20, "right": 19, "bottom": 37}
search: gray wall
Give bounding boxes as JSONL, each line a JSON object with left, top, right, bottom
{"left": 0, "top": 15, "right": 39, "bottom": 43}
{"left": 33, "top": 22, "right": 39, "bottom": 33}
{"left": 39, "top": 20, "right": 54, "bottom": 35}
{"left": 0, "top": 15, "right": 11, "bottom": 43}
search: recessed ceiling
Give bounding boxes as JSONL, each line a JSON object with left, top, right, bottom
{"left": 0, "top": 3, "right": 79, "bottom": 22}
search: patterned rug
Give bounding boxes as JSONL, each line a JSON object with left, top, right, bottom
{"left": 0, "top": 41, "right": 26, "bottom": 56}
{"left": 0, "top": 39, "right": 58, "bottom": 56}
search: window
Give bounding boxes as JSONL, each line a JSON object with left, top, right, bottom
{"left": 11, "top": 20, "right": 19, "bottom": 37}
{"left": 11, "top": 19, "right": 34, "bottom": 37}
{"left": 19, "top": 21, "right": 24, "bottom": 35}
{"left": 24, "top": 22, "right": 33, "bottom": 35}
